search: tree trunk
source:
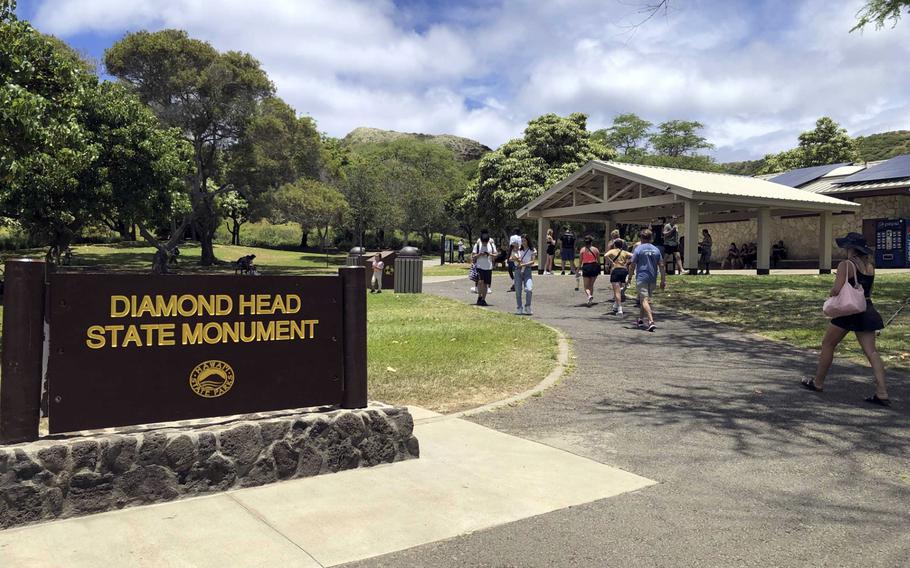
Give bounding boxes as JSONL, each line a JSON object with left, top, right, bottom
{"left": 299, "top": 229, "right": 308, "bottom": 250}
{"left": 231, "top": 219, "right": 241, "bottom": 245}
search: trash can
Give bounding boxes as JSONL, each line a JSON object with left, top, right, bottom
{"left": 347, "top": 246, "right": 366, "bottom": 267}
{"left": 394, "top": 246, "right": 423, "bottom": 293}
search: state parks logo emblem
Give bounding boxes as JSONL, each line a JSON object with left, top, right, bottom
{"left": 189, "top": 360, "right": 235, "bottom": 398}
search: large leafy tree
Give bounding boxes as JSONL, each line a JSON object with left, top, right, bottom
{"left": 273, "top": 179, "right": 348, "bottom": 250}
{"left": 105, "top": 30, "right": 273, "bottom": 266}
{"left": 649, "top": 120, "right": 714, "bottom": 157}
{"left": 593, "top": 113, "right": 653, "bottom": 157}
{"left": 473, "top": 113, "right": 613, "bottom": 234}
{"left": 757, "top": 117, "right": 859, "bottom": 174}
{"left": 1, "top": 4, "right": 190, "bottom": 265}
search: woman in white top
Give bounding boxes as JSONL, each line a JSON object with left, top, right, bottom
{"left": 511, "top": 235, "right": 537, "bottom": 315}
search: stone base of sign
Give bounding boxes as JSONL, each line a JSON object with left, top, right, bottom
{"left": 0, "top": 403, "right": 418, "bottom": 530}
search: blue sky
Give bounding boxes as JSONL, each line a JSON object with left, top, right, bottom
{"left": 17, "top": 0, "right": 910, "bottom": 161}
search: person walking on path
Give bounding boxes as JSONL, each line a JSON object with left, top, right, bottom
{"left": 605, "top": 239, "right": 632, "bottom": 316}
{"left": 472, "top": 230, "right": 497, "bottom": 307}
{"left": 628, "top": 229, "right": 666, "bottom": 332}
{"left": 663, "top": 216, "right": 683, "bottom": 275}
{"left": 457, "top": 239, "right": 465, "bottom": 263}
{"left": 698, "top": 228, "right": 712, "bottom": 275}
{"left": 511, "top": 235, "right": 537, "bottom": 315}
{"left": 544, "top": 229, "right": 556, "bottom": 275}
{"left": 370, "top": 253, "right": 384, "bottom": 294}
{"left": 559, "top": 226, "right": 577, "bottom": 275}
{"left": 578, "top": 236, "right": 601, "bottom": 307}
{"left": 801, "top": 233, "right": 890, "bottom": 406}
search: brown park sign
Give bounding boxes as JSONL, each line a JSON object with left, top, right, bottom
{"left": 36, "top": 271, "right": 365, "bottom": 435}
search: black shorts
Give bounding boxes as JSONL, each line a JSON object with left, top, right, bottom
{"left": 546, "top": 245, "right": 556, "bottom": 256}
{"left": 476, "top": 268, "right": 492, "bottom": 285}
{"left": 664, "top": 245, "right": 679, "bottom": 255}
{"left": 610, "top": 268, "right": 629, "bottom": 283}
{"left": 581, "top": 263, "right": 600, "bottom": 278}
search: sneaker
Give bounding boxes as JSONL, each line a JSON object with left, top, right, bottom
{"left": 637, "top": 319, "right": 644, "bottom": 328}
{"left": 377, "top": 290, "right": 382, "bottom": 294}
{"left": 616, "top": 308, "right": 623, "bottom": 316}
{"left": 479, "top": 299, "right": 488, "bottom": 306}
{"left": 524, "top": 306, "right": 533, "bottom": 315}
{"left": 587, "top": 295, "right": 593, "bottom": 307}
{"left": 470, "top": 286, "right": 477, "bottom": 293}
{"left": 509, "top": 285, "right": 515, "bottom": 292}
{"left": 610, "top": 304, "right": 618, "bottom": 314}
{"left": 561, "top": 271, "right": 565, "bottom": 275}
{"left": 647, "top": 321, "right": 656, "bottom": 332}
{"left": 515, "top": 308, "right": 524, "bottom": 315}
{"left": 544, "top": 271, "right": 552, "bottom": 275}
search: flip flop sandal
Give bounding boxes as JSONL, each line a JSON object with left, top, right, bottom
{"left": 864, "top": 395, "right": 892, "bottom": 407}
{"left": 800, "top": 379, "right": 823, "bottom": 392}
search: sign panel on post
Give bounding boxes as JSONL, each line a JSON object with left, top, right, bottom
{"left": 47, "top": 274, "right": 345, "bottom": 433}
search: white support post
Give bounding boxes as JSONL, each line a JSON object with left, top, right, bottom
{"left": 537, "top": 217, "right": 547, "bottom": 274}
{"left": 683, "top": 199, "right": 700, "bottom": 275}
{"left": 757, "top": 207, "right": 771, "bottom": 275}
{"left": 602, "top": 175, "right": 609, "bottom": 201}
{"left": 818, "top": 211, "right": 833, "bottom": 274}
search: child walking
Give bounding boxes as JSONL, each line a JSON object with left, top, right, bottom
{"left": 370, "top": 253, "right": 384, "bottom": 293}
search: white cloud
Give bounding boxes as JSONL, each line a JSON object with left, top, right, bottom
{"left": 29, "top": 0, "right": 910, "bottom": 160}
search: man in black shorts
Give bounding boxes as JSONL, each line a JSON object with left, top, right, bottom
{"left": 559, "top": 226, "right": 577, "bottom": 275}
{"left": 662, "top": 216, "right": 683, "bottom": 275}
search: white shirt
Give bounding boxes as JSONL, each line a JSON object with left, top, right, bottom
{"left": 473, "top": 240, "right": 497, "bottom": 271}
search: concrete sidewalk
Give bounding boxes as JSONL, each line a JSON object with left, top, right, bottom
{"left": 344, "top": 275, "right": 910, "bottom": 567}
{"left": 0, "top": 408, "right": 654, "bottom": 567}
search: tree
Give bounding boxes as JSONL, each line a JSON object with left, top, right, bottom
{"left": 473, "top": 113, "right": 613, "bottom": 234}
{"left": 593, "top": 113, "right": 652, "bottom": 157}
{"left": 273, "top": 179, "right": 348, "bottom": 250}
{"left": 649, "top": 120, "right": 714, "bottom": 157}
{"left": 105, "top": 30, "right": 273, "bottom": 266}
{"left": 757, "top": 117, "right": 859, "bottom": 174}
{"left": 218, "top": 190, "right": 249, "bottom": 245}
{"left": 340, "top": 154, "right": 397, "bottom": 247}
{"left": 80, "top": 82, "right": 193, "bottom": 272}
{"left": 852, "top": 0, "right": 910, "bottom": 30}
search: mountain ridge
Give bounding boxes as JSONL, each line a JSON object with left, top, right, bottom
{"left": 342, "top": 127, "right": 491, "bottom": 162}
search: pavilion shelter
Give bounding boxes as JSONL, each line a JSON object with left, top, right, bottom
{"left": 516, "top": 160, "right": 860, "bottom": 275}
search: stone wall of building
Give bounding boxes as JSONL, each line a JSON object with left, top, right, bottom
{"left": 687, "top": 194, "right": 910, "bottom": 262}
{"left": 0, "top": 404, "right": 419, "bottom": 530}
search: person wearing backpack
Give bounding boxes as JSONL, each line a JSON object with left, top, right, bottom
{"left": 471, "top": 230, "right": 497, "bottom": 307}
{"left": 559, "top": 226, "right": 577, "bottom": 275}
{"left": 801, "top": 233, "right": 889, "bottom": 406}
{"left": 605, "top": 239, "right": 632, "bottom": 316}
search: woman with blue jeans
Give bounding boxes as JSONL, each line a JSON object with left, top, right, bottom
{"left": 511, "top": 235, "right": 536, "bottom": 315}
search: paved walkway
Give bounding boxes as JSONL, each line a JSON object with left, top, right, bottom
{"left": 346, "top": 274, "right": 910, "bottom": 568}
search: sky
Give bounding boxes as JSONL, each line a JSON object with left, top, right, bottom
{"left": 16, "top": 0, "right": 910, "bottom": 162}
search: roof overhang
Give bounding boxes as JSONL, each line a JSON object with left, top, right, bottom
{"left": 517, "top": 160, "right": 860, "bottom": 222}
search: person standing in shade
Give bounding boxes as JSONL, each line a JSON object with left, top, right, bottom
{"left": 507, "top": 228, "right": 521, "bottom": 291}
{"left": 662, "top": 216, "right": 683, "bottom": 275}
{"left": 472, "top": 230, "right": 497, "bottom": 306}
{"left": 578, "top": 235, "right": 601, "bottom": 307}
{"left": 559, "top": 226, "right": 577, "bottom": 275}
{"left": 802, "top": 233, "right": 890, "bottom": 406}
{"left": 457, "top": 239, "right": 465, "bottom": 263}
{"left": 370, "top": 253, "right": 384, "bottom": 294}
{"left": 511, "top": 235, "right": 537, "bottom": 315}
{"left": 605, "top": 239, "right": 632, "bottom": 316}
{"left": 628, "top": 229, "right": 666, "bottom": 332}
{"left": 544, "top": 229, "right": 556, "bottom": 274}
{"left": 698, "top": 228, "right": 712, "bottom": 275}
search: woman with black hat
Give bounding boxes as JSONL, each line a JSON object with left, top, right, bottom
{"left": 801, "top": 233, "right": 890, "bottom": 406}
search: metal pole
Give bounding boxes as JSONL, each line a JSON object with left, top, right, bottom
{"left": 0, "top": 259, "right": 46, "bottom": 443}
{"left": 339, "top": 266, "right": 368, "bottom": 409}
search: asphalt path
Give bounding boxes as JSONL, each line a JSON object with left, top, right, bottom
{"left": 345, "top": 272, "right": 910, "bottom": 568}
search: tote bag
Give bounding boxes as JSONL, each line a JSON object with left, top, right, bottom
{"left": 822, "top": 261, "right": 866, "bottom": 318}
{"left": 468, "top": 263, "right": 479, "bottom": 282}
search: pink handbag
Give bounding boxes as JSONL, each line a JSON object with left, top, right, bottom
{"left": 822, "top": 261, "right": 866, "bottom": 318}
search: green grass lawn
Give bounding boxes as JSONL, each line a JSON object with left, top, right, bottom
{"left": 367, "top": 293, "right": 559, "bottom": 412}
{"left": 423, "top": 262, "right": 472, "bottom": 277}
{"left": 661, "top": 274, "right": 910, "bottom": 374}
{"left": 1, "top": 242, "right": 346, "bottom": 275}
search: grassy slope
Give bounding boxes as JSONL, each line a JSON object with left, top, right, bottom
{"left": 367, "top": 293, "right": 558, "bottom": 412}
{"left": 662, "top": 274, "right": 910, "bottom": 373}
